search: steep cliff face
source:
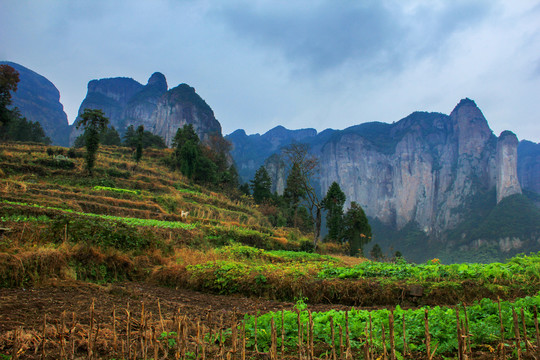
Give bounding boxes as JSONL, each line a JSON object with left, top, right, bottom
{"left": 518, "top": 140, "right": 540, "bottom": 195}
{"left": 152, "top": 84, "right": 222, "bottom": 146}
{"left": 70, "top": 77, "right": 143, "bottom": 144}
{"left": 496, "top": 131, "right": 522, "bottom": 203}
{"left": 123, "top": 72, "right": 168, "bottom": 131}
{"left": 228, "top": 99, "right": 535, "bottom": 260}
{"left": 1, "top": 61, "right": 70, "bottom": 146}
{"left": 70, "top": 73, "right": 222, "bottom": 145}
{"left": 318, "top": 99, "right": 520, "bottom": 234}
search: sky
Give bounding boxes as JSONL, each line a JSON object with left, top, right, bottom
{"left": 1, "top": 0, "right": 539, "bottom": 142}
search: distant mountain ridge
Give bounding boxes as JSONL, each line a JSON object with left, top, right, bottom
{"left": 227, "top": 99, "right": 540, "bottom": 262}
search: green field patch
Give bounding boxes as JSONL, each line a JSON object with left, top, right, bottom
{"left": 317, "top": 253, "right": 540, "bottom": 283}
{"left": 0, "top": 199, "right": 197, "bottom": 230}
{"left": 93, "top": 185, "right": 141, "bottom": 196}
{"left": 241, "top": 294, "right": 540, "bottom": 356}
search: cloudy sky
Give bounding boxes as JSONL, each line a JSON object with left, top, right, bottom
{"left": 1, "top": 0, "right": 539, "bottom": 141}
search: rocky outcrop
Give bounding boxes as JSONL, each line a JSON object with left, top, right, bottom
{"left": 70, "top": 77, "right": 143, "bottom": 144}
{"left": 319, "top": 99, "right": 521, "bottom": 234}
{"left": 152, "top": 84, "right": 222, "bottom": 146}
{"left": 496, "top": 131, "right": 522, "bottom": 203}
{"left": 70, "top": 73, "right": 222, "bottom": 145}
{"left": 1, "top": 61, "right": 70, "bottom": 146}
{"left": 229, "top": 99, "right": 528, "bottom": 238}
{"left": 123, "top": 72, "right": 168, "bottom": 131}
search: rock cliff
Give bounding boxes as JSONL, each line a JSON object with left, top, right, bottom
{"left": 518, "top": 140, "right": 540, "bottom": 195}
{"left": 228, "top": 99, "right": 537, "bottom": 259}
{"left": 1, "top": 61, "right": 70, "bottom": 146}
{"left": 496, "top": 131, "right": 521, "bottom": 203}
{"left": 70, "top": 73, "right": 222, "bottom": 145}
{"left": 152, "top": 83, "right": 222, "bottom": 146}
{"left": 226, "top": 126, "right": 321, "bottom": 185}
{"left": 69, "top": 77, "right": 143, "bottom": 144}
{"left": 318, "top": 99, "right": 521, "bottom": 234}
{"left": 123, "top": 72, "right": 168, "bottom": 132}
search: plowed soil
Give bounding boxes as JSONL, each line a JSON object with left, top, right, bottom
{"left": 0, "top": 279, "right": 352, "bottom": 334}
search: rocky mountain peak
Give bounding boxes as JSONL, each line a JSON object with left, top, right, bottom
{"left": 450, "top": 97, "right": 493, "bottom": 156}
{"left": 147, "top": 72, "right": 167, "bottom": 92}
{"left": 86, "top": 77, "right": 143, "bottom": 104}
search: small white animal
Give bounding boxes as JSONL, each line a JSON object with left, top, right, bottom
{"left": 181, "top": 210, "right": 189, "bottom": 219}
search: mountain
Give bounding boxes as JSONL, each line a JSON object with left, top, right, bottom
{"left": 70, "top": 73, "right": 222, "bottom": 146}
{"left": 227, "top": 125, "right": 328, "bottom": 185}
{"left": 0, "top": 61, "right": 70, "bottom": 146}
{"left": 518, "top": 140, "right": 540, "bottom": 199}
{"left": 227, "top": 99, "right": 540, "bottom": 262}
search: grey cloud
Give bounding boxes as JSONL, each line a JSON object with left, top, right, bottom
{"left": 217, "top": 1, "right": 492, "bottom": 74}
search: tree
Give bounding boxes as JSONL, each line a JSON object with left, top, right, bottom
{"left": 101, "top": 126, "right": 122, "bottom": 146}
{"left": 283, "top": 162, "right": 306, "bottom": 228}
{"left": 172, "top": 124, "right": 201, "bottom": 179}
{"left": 370, "top": 244, "right": 383, "bottom": 261}
{"left": 220, "top": 163, "right": 240, "bottom": 193}
{"left": 282, "top": 143, "right": 323, "bottom": 245}
{"left": 0, "top": 64, "right": 20, "bottom": 129}
{"left": 250, "top": 166, "right": 272, "bottom": 204}
{"left": 135, "top": 125, "right": 144, "bottom": 163}
{"left": 76, "top": 109, "right": 109, "bottom": 175}
{"left": 322, "top": 182, "right": 346, "bottom": 242}
{"left": 123, "top": 125, "right": 166, "bottom": 149}
{"left": 239, "top": 183, "right": 251, "bottom": 196}
{"left": 343, "top": 201, "right": 372, "bottom": 256}
{"left": 123, "top": 125, "right": 137, "bottom": 148}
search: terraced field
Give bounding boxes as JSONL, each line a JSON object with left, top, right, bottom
{"left": 1, "top": 142, "right": 539, "bottom": 359}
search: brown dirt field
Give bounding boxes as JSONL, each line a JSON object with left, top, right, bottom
{"left": 0, "top": 281, "right": 534, "bottom": 359}
{"left": 0, "top": 280, "right": 353, "bottom": 334}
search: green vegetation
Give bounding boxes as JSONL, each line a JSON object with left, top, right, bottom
{"left": 0, "top": 64, "right": 50, "bottom": 144}
{"left": 76, "top": 108, "right": 109, "bottom": 175}
{"left": 241, "top": 294, "right": 540, "bottom": 356}
{"left": 1, "top": 141, "right": 539, "bottom": 359}
{"left": 322, "top": 181, "right": 346, "bottom": 241}
{"left": 318, "top": 252, "right": 540, "bottom": 284}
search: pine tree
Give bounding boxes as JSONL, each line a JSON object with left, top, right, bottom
{"left": 135, "top": 125, "right": 144, "bottom": 163}
{"left": 283, "top": 162, "right": 306, "bottom": 228}
{"left": 172, "top": 124, "right": 201, "bottom": 179}
{"left": 101, "top": 126, "right": 122, "bottom": 146}
{"left": 322, "top": 181, "right": 346, "bottom": 241}
{"left": 76, "top": 109, "right": 109, "bottom": 175}
{"left": 343, "top": 201, "right": 372, "bottom": 256}
{"left": 250, "top": 166, "right": 272, "bottom": 204}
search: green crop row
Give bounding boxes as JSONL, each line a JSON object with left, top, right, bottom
{"left": 1, "top": 214, "right": 51, "bottom": 223}
{"left": 92, "top": 185, "right": 141, "bottom": 195}
{"left": 0, "top": 199, "right": 197, "bottom": 230}
{"left": 241, "top": 294, "right": 540, "bottom": 356}
{"left": 215, "top": 244, "right": 337, "bottom": 263}
{"left": 318, "top": 253, "right": 540, "bottom": 283}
